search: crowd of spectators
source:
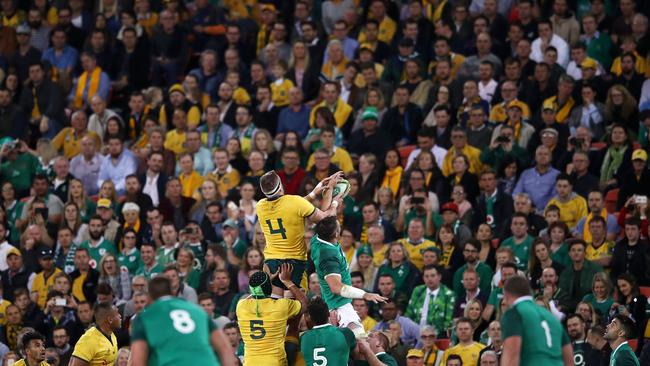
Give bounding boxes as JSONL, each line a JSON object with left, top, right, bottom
{"left": 0, "top": 0, "right": 650, "bottom": 365}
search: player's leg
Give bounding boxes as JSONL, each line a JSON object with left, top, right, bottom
{"left": 265, "top": 259, "right": 307, "bottom": 298}
{"left": 334, "top": 303, "right": 367, "bottom": 339}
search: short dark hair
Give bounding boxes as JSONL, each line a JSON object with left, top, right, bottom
{"left": 612, "top": 314, "right": 636, "bottom": 340}
{"left": 21, "top": 331, "right": 45, "bottom": 351}
{"left": 566, "top": 313, "right": 585, "bottom": 324}
{"left": 315, "top": 216, "right": 338, "bottom": 243}
{"left": 93, "top": 301, "right": 115, "bottom": 322}
{"left": 350, "top": 271, "right": 364, "bottom": 282}
{"left": 149, "top": 276, "right": 172, "bottom": 300}
{"left": 307, "top": 297, "right": 330, "bottom": 326}
{"left": 503, "top": 275, "right": 532, "bottom": 298}
{"left": 556, "top": 173, "right": 573, "bottom": 185}
{"left": 197, "top": 292, "right": 213, "bottom": 303}
{"left": 96, "top": 283, "right": 114, "bottom": 296}
{"left": 446, "top": 354, "right": 463, "bottom": 364}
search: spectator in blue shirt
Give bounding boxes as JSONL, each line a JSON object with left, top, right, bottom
{"left": 41, "top": 28, "right": 78, "bottom": 89}
{"left": 277, "top": 87, "right": 311, "bottom": 140}
{"left": 513, "top": 145, "right": 560, "bottom": 213}
{"left": 97, "top": 134, "right": 138, "bottom": 195}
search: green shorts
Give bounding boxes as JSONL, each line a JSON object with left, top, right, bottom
{"left": 264, "top": 259, "right": 307, "bottom": 290}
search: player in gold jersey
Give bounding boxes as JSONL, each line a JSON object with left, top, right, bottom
{"left": 236, "top": 264, "right": 308, "bottom": 366}
{"left": 257, "top": 170, "right": 341, "bottom": 295}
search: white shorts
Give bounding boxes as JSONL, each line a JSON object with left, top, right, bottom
{"left": 330, "top": 302, "right": 362, "bottom": 329}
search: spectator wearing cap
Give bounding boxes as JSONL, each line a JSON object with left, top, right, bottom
{"left": 406, "top": 348, "right": 425, "bottom": 366}
{"left": 490, "top": 100, "right": 535, "bottom": 151}
{"left": 80, "top": 199, "right": 120, "bottom": 244}
{"left": 0, "top": 247, "right": 31, "bottom": 302}
{"left": 219, "top": 219, "right": 248, "bottom": 266}
{"left": 527, "top": 100, "right": 571, "bottom": 152}
{"left": 159, "top": 83, "right": 202, "bottom": 130}
{"left": 347, "top": 107, "right": 392, "bottom": 159}
{"left": 30, "top": 247, "right": 61, "bottom": 309}
{"left": 0, "top": 138, "right": 39, "bottom": 199}
{"left": 69, "top": 52, "right": 110, "bottom": 110}
{"left": 617, "top": 149, "right": 650, "bottom": 209}
{"left": 9, "top": 23, "right": 41, "bottom": 83}
{"left": 97, "top": 134, "right": 138, "bottom": 196}
{"left": 438, "top": 204, "right": 472, "bottom": 250}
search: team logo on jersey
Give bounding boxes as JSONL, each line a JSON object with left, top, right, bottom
{"left": 99, "top": 248, "right": 106, "bottom": 256}
{"left": 130, "top": 256, "right": 136, "bottom": 262}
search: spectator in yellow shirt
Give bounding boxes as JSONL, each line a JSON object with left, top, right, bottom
{"left": 442, "top": 127, "right": 483, "bottom": 176}
{"left": 163, "top": 108, "right": 189, "bottom": 155}
{"left": 226, "top": 70, "right": 251, "bottom": 106}
{"left": 51, "top": 110, "right": 101, "bottom": 159}
{"left": 545, "top": 173, "right": 588, "bottom": 230}
{"left": 270, "top": 60, "right": 294, "bottom": 108}
{"left": 440, "top": 318, "right": 486, "bottom": 366}
{"left": 306, "top": 125, "right": 354, "bottom": 173}
{"left": 206, "top": 148, "right": 241, "bottom": 198}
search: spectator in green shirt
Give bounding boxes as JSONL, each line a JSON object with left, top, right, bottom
{"left": 0, "top": 138, "right": 39, "bottom": 198}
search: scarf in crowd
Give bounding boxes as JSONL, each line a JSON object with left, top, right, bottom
{"left": 582, "top": 210, "right": 607, "bottom": 243}
{"left": 233, "top": 123, "right": 256, "bottom": 155}
{"left": 74, "top": 67, "right": 102, "bottom": 109}
{"left": 321, "top": 58, "right": 348, "bottom": 82}
{"left": 425, "top": 0, "right": 448, "bottom": 22}
{"left": 486, "top": 192, "right": 496, "bottom": 228}
{"left": 128, "top": 106, "right": 150, "bottom": 141}
{"left": 381, "top": 166, "right": 403, "bottom": 197}
{"left": 600, "top": 145, "right": 627, "bottom": 183}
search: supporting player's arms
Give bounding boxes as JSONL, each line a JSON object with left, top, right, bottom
{"left": 500, "top": 335, "right": 521, "bottom": 366}
{"left": 357, "top": 340, "right": 388, "bottom": 366}
{"left": 68, "top": 356, "right": 90, "bottom": 366}
{"left": 210, "top": 329, "right": 238, "bottom": 366}
{"left": 304, "top": 171, "right": 344, "bottom": 202}
{"left": 325, "top": 274, "right": 387, "bottom": 303}
{"left": 126, "top": 340, "right": 149, "bottom": 366}
{"left": 279, "top": 263, "right": 308, "bottom": 313}
{"left": 561, "top": 343, "right": 574, "bottom": 366}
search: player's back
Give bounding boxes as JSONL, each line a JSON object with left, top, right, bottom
{"left": 504, "top": 299, "right": 567, "bottom": 366}
{"left": 257, "top": 195, "right": 315, "bottom": 260}
{"left": 236, "top": 297, "right": 301, "bottom": 365}
{"left": 300, "top": 324, "right": 356, "bottom": 366}
{"left": 135, "top": 297, "right": 219, "bottom": 366}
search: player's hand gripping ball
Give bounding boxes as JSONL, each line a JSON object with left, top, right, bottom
{"left": 332, "top": 179, "right": 351, "bottom": 199}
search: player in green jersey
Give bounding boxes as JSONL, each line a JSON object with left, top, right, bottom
{"left": 129, "top": 276, "right": 237, "bottom": 366}
{"left": 604, "top": 314, "right": 641, "bottom": 366}
{"left": 301, "top": 297, "right": 357, "bottom": 365}
{"left": 500, "top": 275, "right": 573, "bottom": 366}
{"left": 311, "top": 217, "right": 386, "bottom": 338}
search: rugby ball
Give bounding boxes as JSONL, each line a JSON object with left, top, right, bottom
{"left": 332, "top": 179, "right": 351, "bottom": 199}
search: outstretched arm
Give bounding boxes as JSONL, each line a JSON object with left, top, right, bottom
{"left": 325, "top": 274, "right": 387, "bottom": 303}
{"left": 279, "top": 263, "right": 308, "bottom": 313}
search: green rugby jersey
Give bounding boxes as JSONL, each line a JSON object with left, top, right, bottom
{"left": 310, "top": 234, "right": 352, "bottom": 309}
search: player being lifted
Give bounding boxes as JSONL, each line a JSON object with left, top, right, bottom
{"left": 257, "top": 170, "right": 341, "bottom": 295}
{"left": 236, "top": 263, "right": 308, "bottom": 366}
{"left": 311, "top": 216, "right": 387, "bottom": 338}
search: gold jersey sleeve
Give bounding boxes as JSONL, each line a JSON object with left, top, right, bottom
{"left": 71, "top": 327, "right": 118, "bottom": 366}
{"left": 237, "top": 298, "right": 302, "bottom": 365}
{"left": 257, "top": 195, "right": 316, "bottom": 260}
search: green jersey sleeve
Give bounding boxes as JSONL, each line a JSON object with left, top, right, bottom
{"left": 207, "top": 312, "right": 217, "bottom": 333}
{"left": 130, "top": 314, "right": 147, "bottom": 341}
{"left": 340, "top": 327, "right": 357, "bottom": 349}
{"left": 500, "top": 308, "right": 523, "bottom": 339}
{"left": 378, "top": 353, "right": 398, "bottom": 366}
{"left": 319, "top": 247, "right": 341, "bottom": 275}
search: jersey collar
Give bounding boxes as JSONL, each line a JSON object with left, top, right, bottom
{"left": 312, "top": 324, "right": 333, "bottom": 329}
{"left": 513, "top": 295, "right": 533, "bottom": 305}
{"left": 315, "top": 235, "right": 337, "bottom": 247}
